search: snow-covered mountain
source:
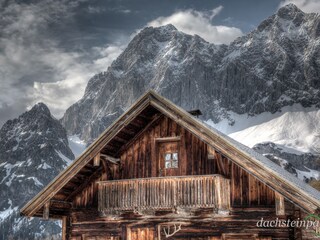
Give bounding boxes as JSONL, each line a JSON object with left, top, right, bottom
{"left": 61, "top": 4, "right": 320, "bottom": 144}
{"left": 0, "top": 103, "right": 74, "bottom": 239}
{"left": 0, "top": 3, "right": 320, "bottom": 239}
{"left": 60, "top": 4, "right": 320, "bottom": 180}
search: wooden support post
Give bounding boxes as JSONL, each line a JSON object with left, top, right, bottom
{"left": 126, "top": 226, "right": 131, "bottom": 240}
{"left": 275, "top": 192, "right": 285, "bottom": 215}
{"left": 157, "top": 225, "right": 162, "bottom": 240}
{"left": 43, "top": 201, "right": 50, "bottom": 220}
{"left": 93, "top": 152, "right": 101, "bottom": 166}
{"left": 62, "top": 216, "right": 67, "bottom": 240}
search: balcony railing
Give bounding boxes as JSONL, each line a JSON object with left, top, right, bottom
{"left": 98, "top": 175, "right": 230, "bottom": 215}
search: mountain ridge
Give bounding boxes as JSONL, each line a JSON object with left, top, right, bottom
{"left": 61, "top": 4, "right": 320, "bottom": 143}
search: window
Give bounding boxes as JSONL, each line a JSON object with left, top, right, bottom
{"left": 165, "top": 152, "right": 178, "bottom": 168}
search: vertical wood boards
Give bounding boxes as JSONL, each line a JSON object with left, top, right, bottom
{"left": 129, "top": 227, "right": 155, "bottom": 240}
{"left": 120, "top": 116, "right": 216, "bottom": 179}
{"left": 70, "top": 116, "right": 276, "bottom": 210}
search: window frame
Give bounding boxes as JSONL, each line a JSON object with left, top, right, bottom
{"left": 164, "top": 152, "right": 179, "bottom": 169}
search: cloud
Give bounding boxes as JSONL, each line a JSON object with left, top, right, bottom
{"left": 0, "top": 0, "right": 123, "bottom": 126}
{"left": 91, "top": 45, "right": 124, "bottom": 71}
{"left": 279, "top": 0, "right": 320, "bottom": 13}
{"left": 87, "top": 6, "right": 105, "bottom": 14}
{"left": 31, "top": 44, "right": 123, "bottom": 116}
{"left": 147, "top": 6, "right": 243, "bottom": 44}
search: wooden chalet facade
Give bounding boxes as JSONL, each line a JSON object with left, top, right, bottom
{"left": 21, "top": 91, "right": 320, "bottom": 240}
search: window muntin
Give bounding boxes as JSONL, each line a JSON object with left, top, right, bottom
{"left": 164, "top": 152, "right": 178, "bottom": 169}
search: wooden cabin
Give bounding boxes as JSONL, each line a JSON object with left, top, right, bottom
{"left": 21, "top": 91, "right": 320, "bottom": 240}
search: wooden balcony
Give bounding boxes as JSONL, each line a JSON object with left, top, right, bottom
{"left": 98, "top": 175, "right": 230, "bottom": 215}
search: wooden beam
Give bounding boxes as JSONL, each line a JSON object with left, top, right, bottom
{"left": 208, "top": 154, "right": 215, "bottom": 160}
{"left": 155, "top": 136, "right": 181, "bottom": 142}
{"left": 121, "top": 127, "right": 136, "bottom": 136}
{"left": 50, "top": 199, "right": 72, "bottom": 209}
{"left": 113, "top": 136, "right": 128, "bottom": 144}
{"left": 93, "top": 152, "right": 101, "bottom": 167}
{"left": 128, "top": 120, "right": 143, "bottom": 128}
{"left": 62, "top": 216, "right": 67, "bottom": 240}
{"left": 43, "top": 201, "right": 50, "bottom": 220}
{"left": 100, "top": 154, "right": 120, "bottom": 164}
{"left": 275, "top": 192, "right": 285, "bottom": 215}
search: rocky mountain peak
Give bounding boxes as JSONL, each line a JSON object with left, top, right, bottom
{"left": 277, "top": 3, "right": 304, "bottom": 19}
{"left": 256, "top": 3, "right": 307, "bottom": 32}
{"left": 0, "top": 103, "right": 74, "bottom": 239}
{"left": 137, "top": 24, "right": 178, "bottom": 38}
{"left": 153, "top": 23, "right": 177, "bottom": 33}
{"left": 61, "top": 4, "right": 320, "bottom": 143}
{"left": 29, "top": 102, "right": 51, "bottom": 116}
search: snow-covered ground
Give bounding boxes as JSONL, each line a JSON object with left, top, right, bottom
{"left": 0, "top": 200, "right": 18, "bottom": 221}
{"left": 207, "top": 104, "right": 320, "bottom": 154}
{"left": 296, "top": 168, "right": 320, "bottom": 180}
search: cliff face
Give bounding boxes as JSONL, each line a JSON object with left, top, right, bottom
{"left": 61, "top": 4, "right": 320, "bottom": 143}
{"left": 0, "top": 103, "right": 74, "bottom": 239}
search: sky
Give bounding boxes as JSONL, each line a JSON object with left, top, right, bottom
{"left": 0, "top": 0, "right": 319, "bottom": 127}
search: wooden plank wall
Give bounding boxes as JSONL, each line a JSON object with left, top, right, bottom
{"left": 72, "top": 116, "right": 275, "bottom": 209}
{"left": 119, "top": 116, "right": 274, "bottom": 207}
{"left": 72, "top": 163, "right": 117, "bottom": 208}
{"left": 119, "top": 116, "right": 211, "bottom": 178}
{"left": 68, "top": 215, "right": 291, "bottom": 240}
{"left": 63, "top": 115, "right": 315, "bottom": 240}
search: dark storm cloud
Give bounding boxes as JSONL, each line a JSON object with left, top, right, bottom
{"left": 0, "top": 0, "right": 124, "bottom": 126}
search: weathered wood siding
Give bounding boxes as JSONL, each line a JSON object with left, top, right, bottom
{"left": 67, "top": 115, "right": 290, "bottom": 240}
{"left": 72, "top": 116, "right": 275, "bottom": 209}
{"left": 118, "top": 116, "right": 274, "bottom": 207}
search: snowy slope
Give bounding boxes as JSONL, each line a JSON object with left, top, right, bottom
{"left": 226, "top": 104, "right": 320, "bottom": 153}
{"left": 206, "top": 104, "right": 320, "bottom": 181}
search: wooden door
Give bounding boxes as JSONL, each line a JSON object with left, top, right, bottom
{"left": 129, "top": 227, "right": 155, "bottom": 240}
{"left": 158, "top": 141, "right": 180, "bottom": 176}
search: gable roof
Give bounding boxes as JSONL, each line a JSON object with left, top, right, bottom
{"left": 21, "top": 90, "right": 320, "bottom": 217}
